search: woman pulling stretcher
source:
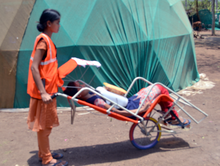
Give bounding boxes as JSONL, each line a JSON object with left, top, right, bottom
{"left": 63, "top": 81, "right": 191, "bottom": 127}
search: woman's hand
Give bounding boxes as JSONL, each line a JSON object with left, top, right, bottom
{"left": 41, "top": 92, "right": 52, "bottom": 104}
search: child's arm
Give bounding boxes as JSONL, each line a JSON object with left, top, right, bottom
{"left": 31, "top": 49, "right": 52, "bottom": 103}
{"left": 104, "top": 102, "right": 151, "bottom": 117}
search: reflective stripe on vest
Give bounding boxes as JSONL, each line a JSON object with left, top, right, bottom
{"left": 30, "top": 57, "right": 57, "bottom": 65}
{"left": 30, "top": 33, "right": 56, "bottom": 65}
{"left": 27, "top": 33, "right": 58, "bottom": 99}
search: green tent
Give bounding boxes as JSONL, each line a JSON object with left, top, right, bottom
{"left": 189, "top": 9, "right": 220, "bottom": 30}
{"left": 12, "top": 0, "right": 199, "bottom": 108}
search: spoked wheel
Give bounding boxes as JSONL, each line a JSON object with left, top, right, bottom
{"left": 129, "top": 117, "right": 161, "bottom": 150}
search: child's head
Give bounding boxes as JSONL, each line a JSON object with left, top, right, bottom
{"left": 63, "top": 81, "right": 78, "bottom": 97}
{"left": 63, "top": 81, "right": 89, "bottom": 99}
{"left": 37, "top": 9, "right": 61, "bottom": 32}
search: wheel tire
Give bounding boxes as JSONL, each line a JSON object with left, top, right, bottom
{"left": 129, "top": 117, "right": 161, "bottom": 150}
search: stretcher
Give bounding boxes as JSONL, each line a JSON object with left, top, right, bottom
{"left": 52, "top": 76, "right": 208, "bottom": 150}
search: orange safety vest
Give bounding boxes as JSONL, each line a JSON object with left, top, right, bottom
{"left": 27, "top": 33, "right": 59, "bottom": 99}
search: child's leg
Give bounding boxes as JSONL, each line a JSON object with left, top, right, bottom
{"left": 156, "top": 85, "right": 179, "bottom": 120}
{"left": 37, "top": 128, "right": 53, "bottom": 164}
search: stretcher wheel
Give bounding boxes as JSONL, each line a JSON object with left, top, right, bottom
{"left": 129, "top": 117, "right": 161, "bottom": 150}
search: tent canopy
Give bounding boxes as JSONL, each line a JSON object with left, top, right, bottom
{"left": 1, "top": 0, "right": 199, "bottom": 108}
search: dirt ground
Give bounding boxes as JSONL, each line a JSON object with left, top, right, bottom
{"left": 1, "top": 30, "right": 220, "bottom": 166}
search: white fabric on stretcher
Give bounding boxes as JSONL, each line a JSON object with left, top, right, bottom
{"left": 96, "top": 86, "right": 128, "bottom": 109}
{"left": 71, "top": 57, "right": 101, "bottom": 68}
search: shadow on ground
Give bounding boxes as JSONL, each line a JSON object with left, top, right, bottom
{"left": 195, "top": 32, "right": 220, "bottom": 50}
{"left": 27, "top": 137, "right": 192, "bottom": 166}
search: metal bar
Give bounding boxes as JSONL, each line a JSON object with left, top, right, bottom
{"left": 125, "top": 77, "right": 153, "bottom": 97}
{"left": 57, "top": 76, "right": 208, "bottom": 125}
{"left": 124, "top": 77, "right": 155, "bottom": 116}
{"left": 118, "top": 77, "right": 208, "bottom": 123}
{"left": 75, "top": 80, "right": 95, "bottom": 90}
{"left": 70, "top": 99, "right": 76, "bottom": 125}
{"left": 134, "top": 84, "right": 160, "bottom": 115}
{"left": 106, "top": 105, "right": 115, "bottom": 114}
{"left": 174, "top": 102, "right": 199, "bottom": 124}
{"left": 148, "top": 82, "right": 208, "bottom": 123}
{"left": 164, "top": 83, "right": 207, "bottom": 116}
{"left": 54, "top": 89, "right": 144, "bottom": 121}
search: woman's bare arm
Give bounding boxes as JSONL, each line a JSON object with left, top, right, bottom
{"left": 31, "top": 49, "right": 52, "bottom": 103}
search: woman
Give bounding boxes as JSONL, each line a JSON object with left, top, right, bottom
{"left": 27, "top": 9, "right": 68, "bottom": 166}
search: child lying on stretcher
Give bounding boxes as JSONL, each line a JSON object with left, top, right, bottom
{"left": 63, "top": 81, "right": 191, "bottom": 127}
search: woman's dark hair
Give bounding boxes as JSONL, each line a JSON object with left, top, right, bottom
{"left": 63, "top": 82, "right": 78, "bottom": 97}
{"left": 37, "top": 9, "right": 61, "bottom": 32}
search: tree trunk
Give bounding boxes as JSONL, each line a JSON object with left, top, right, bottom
{"left": 212, "top": 0, "right": 215, "bottom": 36}
{"left": 195, "top": 0, "right": 200, "bottom": 21}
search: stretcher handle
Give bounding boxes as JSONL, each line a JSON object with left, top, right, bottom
{"left": 51, "top": 93, "right": 58, "bottom": 99}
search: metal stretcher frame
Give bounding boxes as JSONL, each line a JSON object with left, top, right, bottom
{"left": 125, "top": 77, "right": 208, "bottom": 124}
{"left": 53, "top": 88, "right": 173, "bottom": 123}
{"left": 53, "top": 80, "right": 176, "bottom": 123}
{"left": 52, "top": 77, "right": 208, "bottom": 150}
